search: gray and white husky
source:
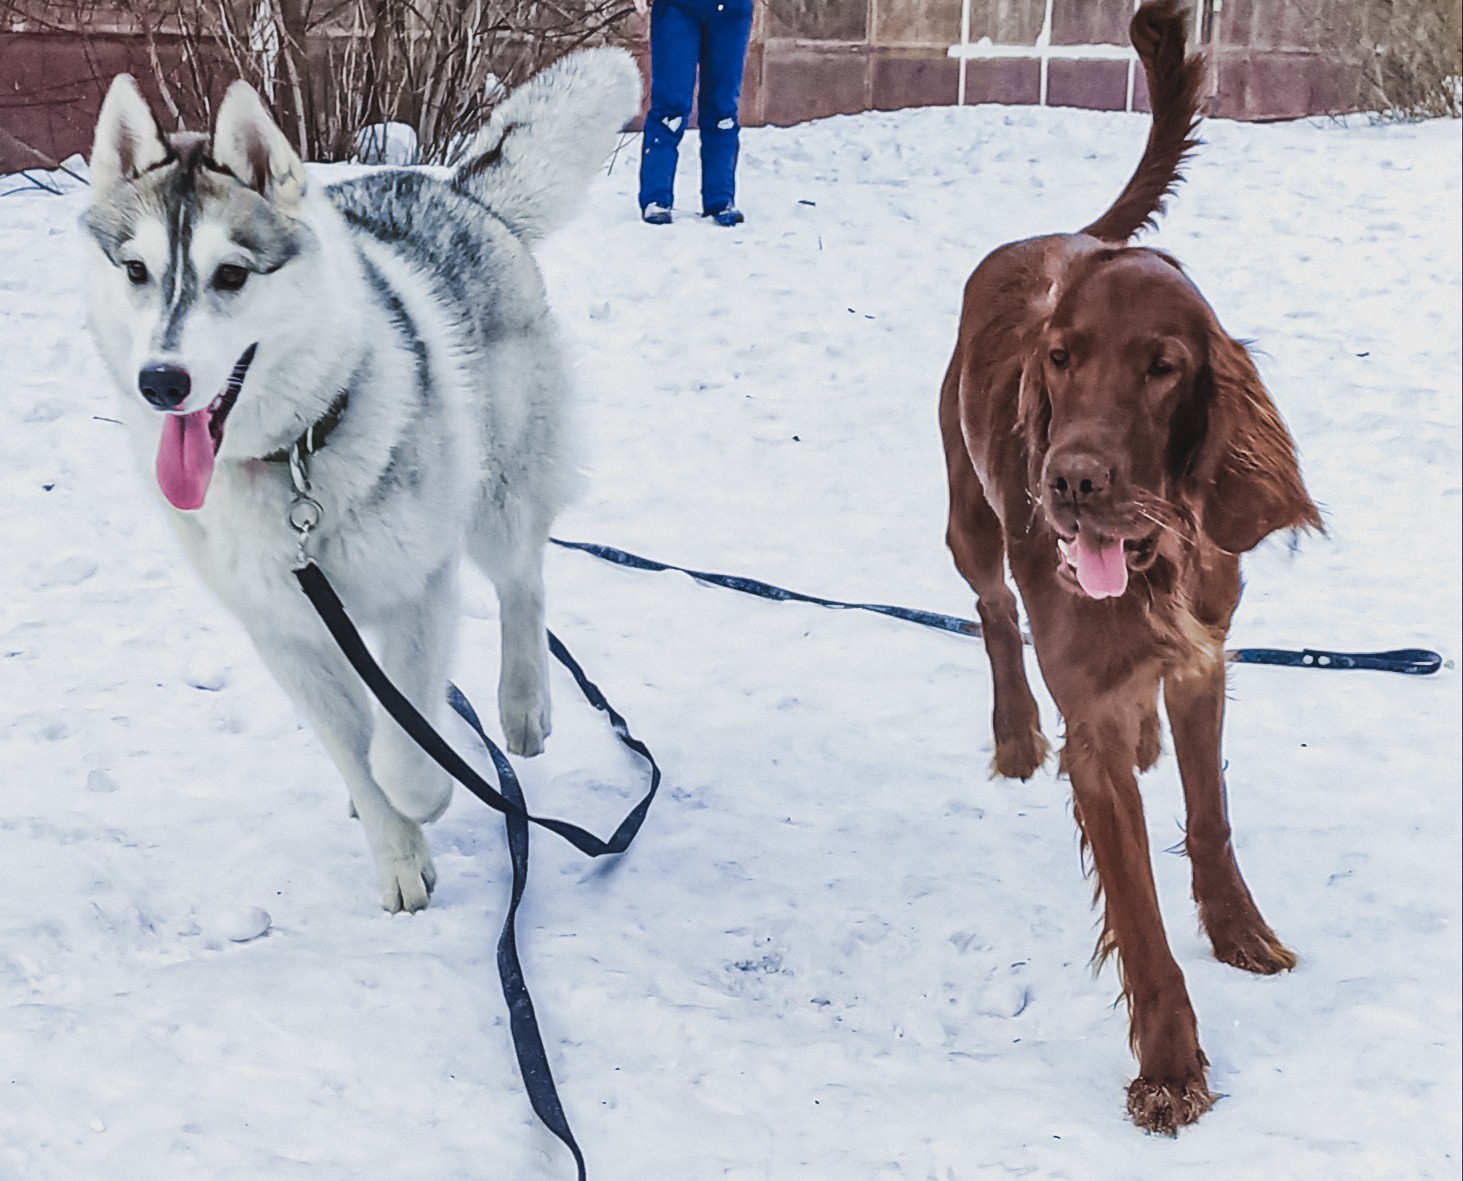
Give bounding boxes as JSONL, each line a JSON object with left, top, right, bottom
{"left": 83, "top": 51, "right": 642, "bottom": 911}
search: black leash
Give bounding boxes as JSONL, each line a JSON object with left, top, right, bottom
{"left": 1228, "top": 647, "right": 1441, "bottom": 674}
{"left": 549, "top": 538, "right": 1443, "bottom": 676}
{"left": 294, "top": 562, "right": 662, "bottom": 1180}
{"left": 550, "top": 538, "right": 982, "bottom": 636}
{"left": 290, "top": 532, "right": 1438, "bottom": 1177}
{"left": 446, "top": 685, "right": 585, "bottom": 1180}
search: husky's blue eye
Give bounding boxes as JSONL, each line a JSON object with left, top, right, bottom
{"left": 213, "top": 264, "right": 249, "bottom": 293}
{"left": 125, "top": 261, "right": 148, "bottom": 285}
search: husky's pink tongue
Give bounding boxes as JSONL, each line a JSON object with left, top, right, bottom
{"left": 156, "top": 409, "right": 216, "bottom": 511}
{"left": 1073, "top": 532, "right": 1128, "bottom": 599}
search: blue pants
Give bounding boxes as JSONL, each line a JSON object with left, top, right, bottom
{"left": 637, "top": 0, "right": 753, "bottom": 214}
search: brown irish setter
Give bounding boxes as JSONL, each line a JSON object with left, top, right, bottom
{"left": 939, "top": 1, "right": 1322, "bottom": 1134}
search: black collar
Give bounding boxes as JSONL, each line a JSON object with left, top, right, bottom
{"left": 260, "top": 391, "right": 350, "bottom": 464}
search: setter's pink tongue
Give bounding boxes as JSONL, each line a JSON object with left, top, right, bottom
{"left": 156, "top": 409, "right": 216, "bottom": 511}
{"left": 1073, "top": 532, "right": 1128, "bottom": 599}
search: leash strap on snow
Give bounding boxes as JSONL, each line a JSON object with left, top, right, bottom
{"left": 1227, "top": 647, "right": 1441, "bottom": 675}
{"left": 549, "top": 537, "right": 1442, "bottom": 676}
{"left": 549, "top": 537, "right": 982, "bottom": 636}
{"left": 444, "top": 685, "right": 586, "bottom": 1181}
{"left": 294, "top": 563, "right": 661, "bottom": 856}
{"left": 294, "top": 561, "right": 662, "bottom": 1181}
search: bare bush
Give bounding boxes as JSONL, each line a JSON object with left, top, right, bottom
{"left": 1315, "top": 0, "right": 1463, "bottom": 118}
{"left": 2, "top": 0, "right": 635, "bottom": 163}
{"left": 1361, "top": 0, "right": 1462, "bottom": 118}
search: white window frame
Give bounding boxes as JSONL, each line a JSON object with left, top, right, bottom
{"left": 950, "top": 0, "right": 1145, "bottom": 110}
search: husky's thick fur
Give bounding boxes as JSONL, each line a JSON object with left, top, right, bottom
{"left": 83, "top": 52, "right": 641, "bottom": 911}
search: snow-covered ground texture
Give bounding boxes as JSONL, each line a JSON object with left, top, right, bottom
{"left": 1, "top": 103, "right": 1459, "bottom": 1181}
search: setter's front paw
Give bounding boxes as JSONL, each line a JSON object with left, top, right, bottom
{"left": 991, "top": 729, "right": 1051, "bottom": 781}
{"left": 1211, "top": 923, "right": 1298, "bottom": 975}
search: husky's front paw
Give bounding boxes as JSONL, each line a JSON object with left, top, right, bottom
{"left": 370, "top": 727, "right": 453, "bottom": 823}
{"left": 501, "top": 693, "right": 551, "bottom": 758}
{"left": 376, "top": 824, "right": 438, "bottom": 914}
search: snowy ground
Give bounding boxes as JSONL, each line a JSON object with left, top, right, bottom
{"left": 1, "top": 104, "right": 1459, "bottom": 1181}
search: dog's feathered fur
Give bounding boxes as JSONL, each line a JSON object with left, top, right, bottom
{"left": 940, "top": 1, "right": 1319, "bottom": 1133}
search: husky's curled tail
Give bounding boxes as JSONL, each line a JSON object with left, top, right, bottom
{"left": 1080, "top": 0, "right": 1204, "bottom": 243}
{"left": 454, "top": 49, "right": 642, "bottom": 244}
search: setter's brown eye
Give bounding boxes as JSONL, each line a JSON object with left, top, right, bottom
{"left": 1148, "top": 357, "right": 1176, "bottom": 377}
{"left": 213, "top": 264, "right": 249, "bottom": 293}
{"left": 1049, "top": 347, "right": 1070, "bottom": 369}
{"left": 125, "top": 260, "right": 148, "bottom": 285}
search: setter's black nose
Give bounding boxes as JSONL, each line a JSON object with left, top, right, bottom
{"left": 1047, "top": 451, "right": 1111, "bottom": 504}
{"left": 138, "top": 364, "right": 191, "bottom": 410}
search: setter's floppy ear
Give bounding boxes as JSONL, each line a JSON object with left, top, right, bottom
{"left": 1017, "top": 345, "right": 1052, "bottom": 504}
{"left": 1191, "top": 330, "right": 1322, "bottom": 554}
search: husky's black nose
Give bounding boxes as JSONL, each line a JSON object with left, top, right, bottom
{"left": 138, "top": 365, "right": 191, "bottom": 410}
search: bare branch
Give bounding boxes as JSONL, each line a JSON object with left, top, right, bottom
{"left": 8, "top": 0, "right": 635, "bottom": 162}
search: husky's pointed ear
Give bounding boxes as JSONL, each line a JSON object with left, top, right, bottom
{"left": 91, "top": 75, "right": 170, "bottom": 189}
{"left": 212, "top": 81, "right": 306, "bottom": 207}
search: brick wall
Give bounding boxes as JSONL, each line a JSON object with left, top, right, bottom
{"left": 1, "top": 0, "right": 1374, "bottom": 172}
{"left": 738, "top": 0, "right": 1365, "bottom": 126}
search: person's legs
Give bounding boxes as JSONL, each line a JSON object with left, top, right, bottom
{"left": 639, "top": 1, "right": 702, "bottom": 213}
{"left": 696, "top": 0, "right": 753, "bottom": 216}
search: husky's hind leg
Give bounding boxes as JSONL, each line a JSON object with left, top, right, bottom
{"left": 253, "top": 636, "right": 437, "bottom": 913}
{"left": 366, "top": 563, "right": 457, "bottom": 824}
{"left": 468, "top": 513, "right": 552, "bottom": 758}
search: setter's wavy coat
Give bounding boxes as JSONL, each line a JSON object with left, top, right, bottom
{"left": 939, "top": 1, "right": 1322, "bottom": 1133}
